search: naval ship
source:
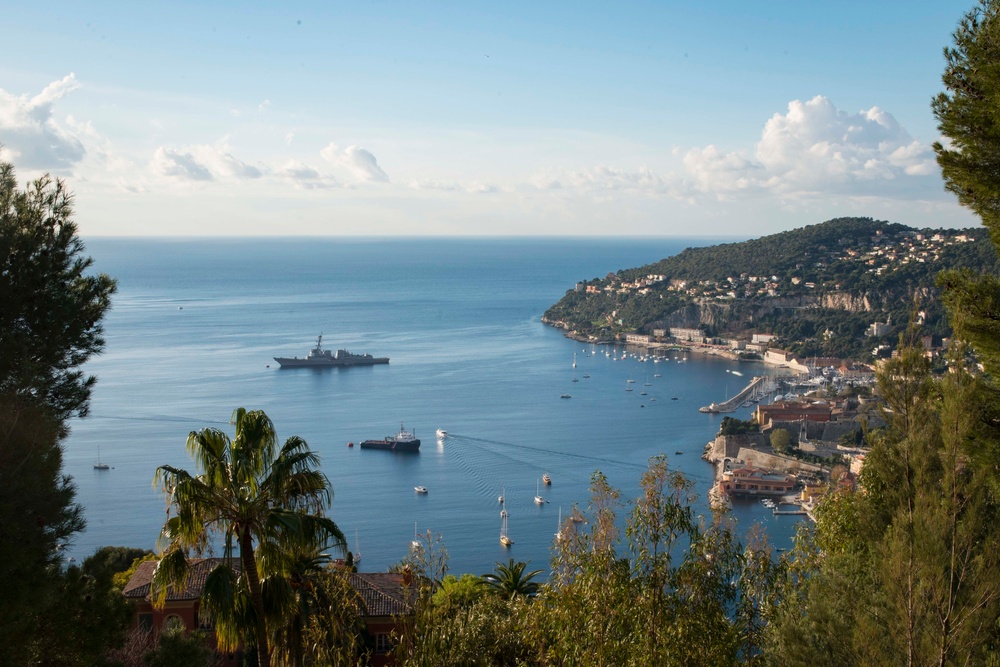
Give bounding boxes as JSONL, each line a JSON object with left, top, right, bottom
{"left": 273, "top": 334, "right": 389, "bottom": 368}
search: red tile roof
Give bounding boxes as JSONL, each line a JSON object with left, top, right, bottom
{"left": 124, "top": 559, "right": 413, "bottom": 618}
{"left": 123, "top": 558, "right": 240, "bottom": 602}
{"left": 349, "top": 573, "right": 413, "bottom": 617}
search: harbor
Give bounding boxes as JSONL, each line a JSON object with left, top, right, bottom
{"left": 699, "top": 375, "right": 775, "bottom": 413}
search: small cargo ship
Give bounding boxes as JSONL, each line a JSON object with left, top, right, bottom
{"left": 274, "top": 334, "right": 389, "bottom": 368}
{"left": 359, "top": 423, "right": 421, "bottom": 452}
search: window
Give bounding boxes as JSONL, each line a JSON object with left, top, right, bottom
{"left": 195, "top": 610, "right": 213, "bottom": 631}
{"left": 138, "top": 613, "right": 154, "bottom": 633}
{"left": 375, "top": 633, "right": 393, "bottom": 654}
{"left": 164, "top": 614, "right": 185, "bottom": 631}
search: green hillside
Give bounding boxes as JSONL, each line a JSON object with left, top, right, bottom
{"left": 544, "top": 217, "right": 1000, "bottom": 360}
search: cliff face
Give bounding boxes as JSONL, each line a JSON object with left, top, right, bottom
{"left": 652, "top": 292, "right": 878, "bottom": 332}
{"left": 820, "top": 292, "right": 875, "bottom": 312}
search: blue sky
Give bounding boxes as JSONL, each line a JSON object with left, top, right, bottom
{"left": 0, "top": 1, "right": 982, "bottom": 236}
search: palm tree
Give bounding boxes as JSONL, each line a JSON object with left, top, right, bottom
{"left": 152, "top": 407, "right": 345, "bottom": 667}
{"left": 480, "top": 559, "right": 544, "bottom": 599}
{"left": 269, "top": 549, "right": 368, "bottom": 667}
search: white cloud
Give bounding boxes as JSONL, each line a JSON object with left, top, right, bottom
{"left": 529, "top": 165, "right": 676, "bottom": 197}
{"left": 0, "top": 74, "right": 86, "bottom": 170}
{"left": 277, "top": 160, "right": 337, "bottom": 189}
{"left": 682, "top": 95, "right": 938, "bottom": 200}
{"left": 150, "top": 142, "right": 263, "bottom": 182}
{"left": 151, "top": 147, "right": 214, "bottom": 181}
{"left": 407, "top": 178, "right": 499, "bottom": 194}
{"left": 320, "top": 143, "right": 389, "bottom": 182}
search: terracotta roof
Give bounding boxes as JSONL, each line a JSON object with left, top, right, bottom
{"left": 124, "top": 559, "right": 413, "bottom": 619}
{"left": 348, "top": 573, "right": 413, "bottom": 617}
{"left": 123, "top": 558, "right": 240, "bottom": 602}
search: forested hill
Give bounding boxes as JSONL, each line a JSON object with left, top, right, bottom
{"left": 635, "top": 218, "right": 911, "bottom": 282}
{"left": 543, "top": 217, "right": 1000, "bottom": 360}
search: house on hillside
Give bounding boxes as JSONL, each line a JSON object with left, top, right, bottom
{"left": 123, "top": 559, "right": 242, "bottom": 666}
{"left": 124, "top": 559, "right": 414, "bottom": 667}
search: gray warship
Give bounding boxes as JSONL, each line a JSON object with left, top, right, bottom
{"left": 274, "top": 334, "right": 389, "bottom": 368}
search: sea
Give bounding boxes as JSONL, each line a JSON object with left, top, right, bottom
{"left": 63, "top": 237, "right": 804, "bottom": 576}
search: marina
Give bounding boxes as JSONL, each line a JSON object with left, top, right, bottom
{"left": 699, "top": 375, "right": 775, "bottom": 413}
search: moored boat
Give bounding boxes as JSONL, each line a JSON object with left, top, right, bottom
{"left": 94, "top": 445, "right": 109, "bottom": 470}
{"left": 360, "top": 422, "right": 421, "bottom": 452}
{"left": 500, "top": 507, "right": 513, "bottom": 546}
{"left": 274, "top": 334, "right": 389, "bottom": 368}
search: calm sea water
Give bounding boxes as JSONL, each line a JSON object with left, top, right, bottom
{"left": 64, "top": 237, "right": 801, "bottom": 575}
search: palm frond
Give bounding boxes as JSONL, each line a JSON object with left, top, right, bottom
{"left": 150, "top": 548, "right": 189, "bottom": 608}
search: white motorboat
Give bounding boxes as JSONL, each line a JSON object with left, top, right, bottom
{"left": 436, "top": 428, "right": 447, "bottom": 438}
{"left": 414, "top": 486, "right": 428, "bottom": 494}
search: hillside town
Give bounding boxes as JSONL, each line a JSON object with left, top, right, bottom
{"left": 577, "top": 226, "right": 978, "bottom": 303}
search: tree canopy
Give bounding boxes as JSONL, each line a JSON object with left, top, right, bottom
{"left": 0, "top": 160, "right": 118, "bottom": 666}
{"left": 153, "top": 408, "right": 345, "bottom": 667}
{"left": 0, "top": 161, "right": 116, "bottom": 425}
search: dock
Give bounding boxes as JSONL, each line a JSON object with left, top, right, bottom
{"left": 699, "top": 375, "right": 772, "bottom": 413}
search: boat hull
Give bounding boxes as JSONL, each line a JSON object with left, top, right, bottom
{"left": 274, "top": 356, "right": 389, "bottom": 368}
{"left": 359, "top": 438, "right": 421, "bottom": 452}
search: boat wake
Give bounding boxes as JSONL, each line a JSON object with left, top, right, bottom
{"left": 445, "top": 433, "right": 647, "bottom": 472}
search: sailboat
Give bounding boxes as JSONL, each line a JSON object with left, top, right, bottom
{"left": 410, "top": 522, "right": 422, "bottom": 551}
{"left": 500, "top": 508, "right": 513, "bottom": 547}
{"left": 534, "top": 479, "right": 545, "bottom": 505}
{"left": 555, "top": 507, "right": 563, "bottom": 541}
{"left": 94, "top": 444, "right": 109, "bottom": 470}
{"left": 500, "top": 491, "right": 513, "bottom": 546}
{"left": 572, "top": 352, "right": 577, "bottom": 369}
{"left": 353, "top": 529, "right": 361, "bottom": 564}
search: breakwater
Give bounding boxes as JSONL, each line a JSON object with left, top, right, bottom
{"left": 699, "top": 375, "right": 771, "bottom": 413}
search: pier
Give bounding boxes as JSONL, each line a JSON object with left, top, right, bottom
{"left": 699, "top": 375, "right": 772, "bottom": 413}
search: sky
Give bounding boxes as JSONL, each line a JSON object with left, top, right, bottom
{"left": 0, "top": 0, "right": 984, "bottom": 237}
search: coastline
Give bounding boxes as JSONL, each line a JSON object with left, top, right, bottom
{"left": 545, "top": 321, "right": 810, "bottom": 374}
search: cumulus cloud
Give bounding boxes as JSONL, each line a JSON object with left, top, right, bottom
{"left": 151, "top": 143, "right": 263, "bottom": 182}
{"left": 277, "top": 160, "right": 337, "bottom": 189}
{"left": 522, "top": 96, "right": 939, "bottom": 208}
{"left": 320, "top": 143, "right": 389, "bottom": 182}
{"left": 683, "top": 95, "right": 937, "bottom": 199}
{"left": 0, "top": 74, "right": 86, "bottom": 170}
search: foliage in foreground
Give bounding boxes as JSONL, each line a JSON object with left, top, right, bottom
{"left": 394, "top": 456, "right": 782, "bottom": 667}
{"left": 0, "top": 159, "right": 121, "bottom": 666}
{"left": 152, "top": 407, "right": 347, "bottom": 667}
